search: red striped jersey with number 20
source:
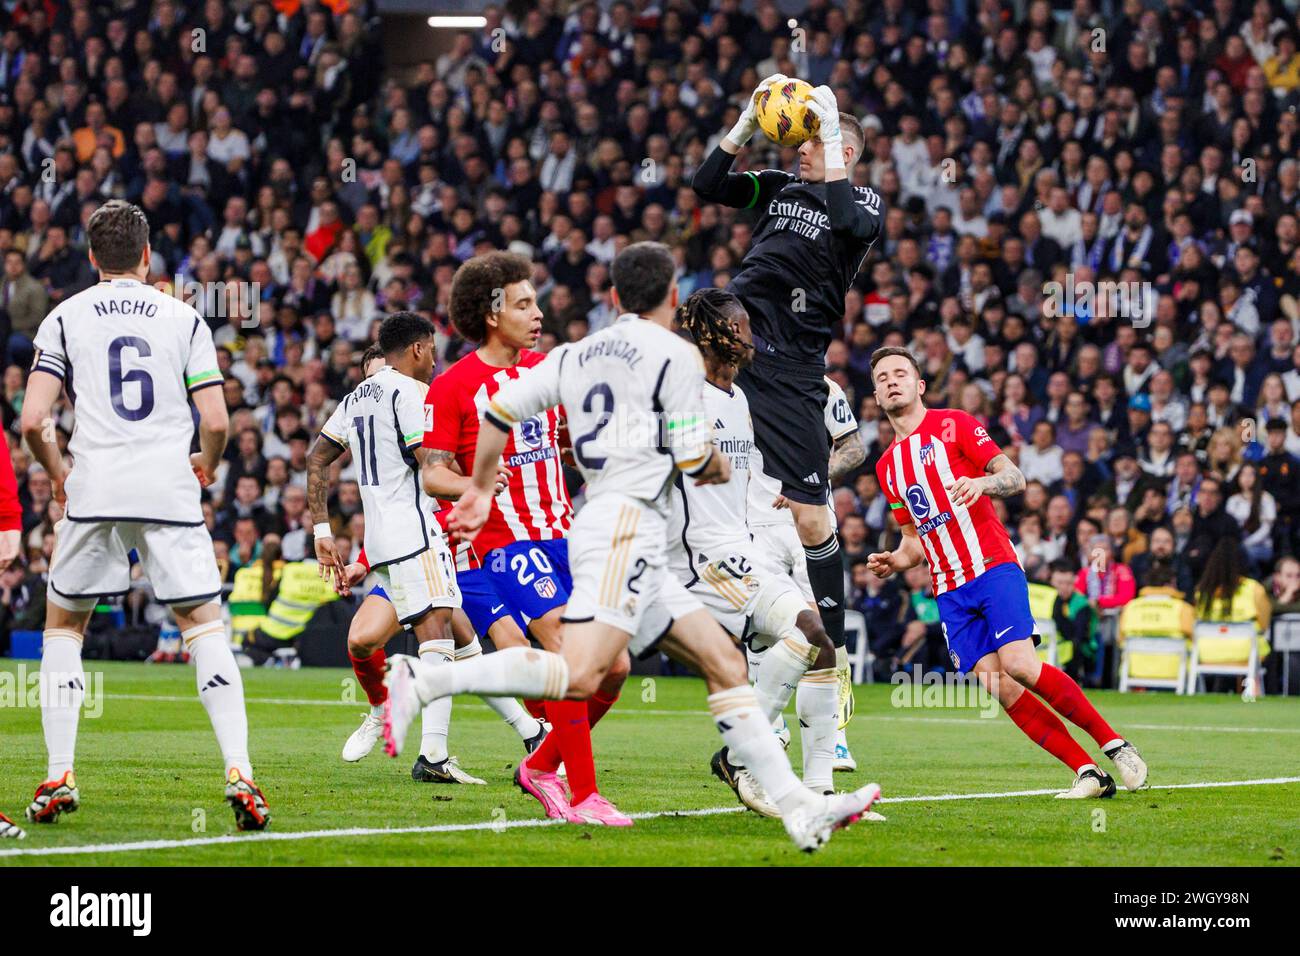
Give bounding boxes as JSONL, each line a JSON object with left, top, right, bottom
{"left": 424, "top": 349, "right": 573, "bottom": 563}
{"left": 875, "top": 408, "right": 1020, "bottom": 595}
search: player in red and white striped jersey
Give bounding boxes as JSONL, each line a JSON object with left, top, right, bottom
{"left": 867, "top": 347, "right": 1148, "bottom": 799}
{"left": 421, "top": 251, "right": 630, "bottom": 826}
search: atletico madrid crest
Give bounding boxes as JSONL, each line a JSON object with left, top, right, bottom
{"left": 534, "top": 577, "right": 557, "bottom": 599}
{"left": 920, "top": 442, "right": 935, "bottom": 467}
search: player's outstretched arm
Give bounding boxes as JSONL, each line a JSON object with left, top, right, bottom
{"left": 693, "top": 73, "right": 790, "bottom": 207}
{"left": 803, "top": 86, "right": 882, "bottom": 239}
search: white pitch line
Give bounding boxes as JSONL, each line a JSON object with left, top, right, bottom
{"left": 2, "top": 776, "right": 1297, "bottom": 860}
{"left": 96, "top": 694, "right": 1300, "bottom": 735}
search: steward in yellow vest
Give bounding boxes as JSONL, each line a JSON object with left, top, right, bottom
{"left": 256, "top": 561, "right": 340, "bottom": 643}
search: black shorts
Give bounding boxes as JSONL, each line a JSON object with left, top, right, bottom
{"left": 737, "top": 356, "right": 830, "bottom": 506}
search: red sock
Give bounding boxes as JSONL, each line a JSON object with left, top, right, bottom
{"left": 1005, "top": 690, "right": 1093, "bottom": 773}
{"left": 349, "top": 648, "right": 387, "bottom": 707}
{"left": 528, "top": 700, "right": 597, "bottom": 803}
{"left": 523, "top": 699, "right": 546, "bottom": 720}
{"left": 587, "top": 691, "right": 618, "bottom": 728}
{"left": 528, "top": 695, "right": 616, "bottom": 773}
{"left": 1033, "top": 663, "right": 1120, "bottom": 749}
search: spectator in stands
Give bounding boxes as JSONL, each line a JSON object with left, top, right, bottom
{"left": 1050, "top": 559, "right": 1097, "bottom": 684}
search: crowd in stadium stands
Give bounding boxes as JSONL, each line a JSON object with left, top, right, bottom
{"left": 0, "top": 0, "right": 1298, "bottom": 689}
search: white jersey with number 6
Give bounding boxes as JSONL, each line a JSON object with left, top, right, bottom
{"left": 31, "top": 277, "right": 221, "bottom": 525}
{"left": 320, "top": 365, "right": 436, "bottom": 568}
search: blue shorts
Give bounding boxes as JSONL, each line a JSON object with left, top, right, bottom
{"left": 934, "top": 562, "right": 1037, "bottom": 674}
{"left": 369, "top": 576, "right": 519, "bottom": 638}
{"left": 480, "top": 539, "right": 571, "bottom": 627}
{"left": 457, "top": 568, "right": 524, "bottom": 637}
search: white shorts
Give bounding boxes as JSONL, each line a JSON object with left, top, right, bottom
{"left": 49, "top": 519, "right": 222, "bottom": 611}
{"left": 683, "top": 543, "right": 810, "bottom": 646}
{"left": 563, "top": 493, "right": 702, "bottom": 657}
{"left": 751, "top": 521, "right": 813, "bottom": 603}
{"left": 374, "top": 537, "right": 461, "bottom": 626}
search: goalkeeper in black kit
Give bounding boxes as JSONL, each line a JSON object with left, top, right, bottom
{"left": 693, "top": 76, "right": 882, "bottom": 744}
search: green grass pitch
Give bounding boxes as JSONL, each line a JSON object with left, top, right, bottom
{"left": 1, "top": 660, "right": 1297, "bottom": 866}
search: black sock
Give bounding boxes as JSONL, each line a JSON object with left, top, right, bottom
{"left": 805, "top": 534, "right": 845, "bottom": 648}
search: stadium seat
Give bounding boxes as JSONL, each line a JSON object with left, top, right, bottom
{"left": 1270, "top": 614, "right": 1300, "bottom": 697}
{"left": 1188, "top": 621, "right": 1264, "bottom": 696}
{"left": 1118, "top": 636, "right": 1188, "bottom": 694}
{"left": 844, "top": 609, "right": 874, "bottom": 684}
{"left": 1026, "top": 583, "right": 1068, "bottom": 668}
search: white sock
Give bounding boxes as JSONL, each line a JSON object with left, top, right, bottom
{"left": 456, "top": 638, "right": 541, "bottom": 740}
{"left": 797, "top": 668, "right": 839, "bottom": 793}
{"left": 753, "top": 634, "right": 818, "bottom": 723}
{"left": 40, "top": 629, "right": 85, "bottom": 780}
{"left": 708, "top": 685, "right": 808, "bottom": 816}
{"left": 413, "top": 645, "right": 568, "bottom": 703}
{"left": 746, "top": 644, "right": 765, "bottom": 683}
{"left": 418, "top": 639, "right": 455, "bottom": 763}
{"left": 185, "top": 621, "right": 252, "bottom": 778}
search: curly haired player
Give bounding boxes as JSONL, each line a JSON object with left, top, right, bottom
{"left": 419, "top": 251, "right": 631, "bottom": 826}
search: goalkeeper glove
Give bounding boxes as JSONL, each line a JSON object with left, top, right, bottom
{"left": 803, "top": 85, "right": 844, "bottom": 171}
{"left": 725, "top": 72, "right": 788, "bottom": 150}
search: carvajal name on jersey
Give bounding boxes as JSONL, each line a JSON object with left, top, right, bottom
{"left": 576, "top": 337, "right": 643, "bottom": 369}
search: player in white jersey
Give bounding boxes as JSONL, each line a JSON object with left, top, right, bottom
{"left": 749, "top": 375, "right": 867, "bottom": 771}
{"left": 323, "top": 347, "right": 545, "bottom": 773}
{"left": 667, "top": 289, "right": 841, "bottom": 811}
{"left": 307, "top": 313, "right": 474, "bottom": 774}
{"left": 383, "top": 243, "right": 880, "bottom": 852}
{"left": 20, "top": 200, "right": 268, "bottom": 829}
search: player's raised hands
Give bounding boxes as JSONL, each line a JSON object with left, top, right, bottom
{"left": 726, "top": 73, "right": 788, "bottom": 149}
{"left": 447, "top": 482, "right": 492, "bottom": 542}
{"left": 803, "top": 85, "right": 841, "bottom": 144}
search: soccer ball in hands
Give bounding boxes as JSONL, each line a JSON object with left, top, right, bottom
{"left": 756, "top": 78, "right": 820, "bottom": 147}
